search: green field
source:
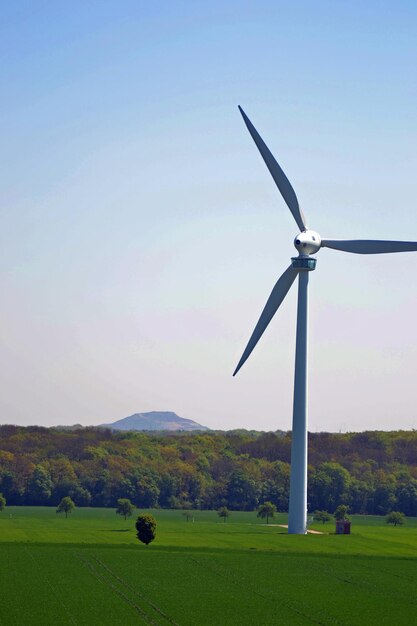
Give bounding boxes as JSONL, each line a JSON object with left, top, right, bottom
{"left": 1, "top": 507, "right": 416, "bottom": 625}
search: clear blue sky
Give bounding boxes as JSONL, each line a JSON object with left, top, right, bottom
{"left": 1, "top": 1, "right": 416, "bottom": 430}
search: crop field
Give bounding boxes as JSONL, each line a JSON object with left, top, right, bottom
{"left": 1, "top": 508, "right": 417, "bottom": 625}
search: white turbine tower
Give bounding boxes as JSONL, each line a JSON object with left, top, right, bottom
{"left": 233, "top": 106, "right": 417, "bottom": 535}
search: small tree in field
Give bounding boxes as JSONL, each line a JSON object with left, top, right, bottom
{"left": 116, "top": 498, "right": 135, "bottom": 520}
{"left": 334, "top": 505, "right": 349, "bottom": 521}
{"left": 218, "top": 507, "right": 230, "bottom": 523}
{"left": 386, "top": 511, "right": 405, "bottom": 527}
{"left": 257, "top": 501, "right": 277, "bottom": 524}
{"left": 0, "top": 493, "right": 6, "bottom": 512}
{"left": 182, "top": 511, "right": 193, "bottom": 522}
{"left": 56, "top": 496, "right": 75, "bottom": 518}
{"left": 313, "top": 510, "right": 332, "bottom": 524}
{"left": 135, "top": 514, "right": 156, "bottom": 545}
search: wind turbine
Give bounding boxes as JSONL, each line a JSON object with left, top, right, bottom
{"left": 233, "top": 106, "right": 417, "bottom": 535}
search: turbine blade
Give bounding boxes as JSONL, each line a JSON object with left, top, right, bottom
{"left": 233, "top": 265, "right": 298, "bottom": 376}
{"left": 238, "top": 106, "right": 307, "bottom": 232}
{"left": 321, "top": 239, "right": 417, "bottom": 254}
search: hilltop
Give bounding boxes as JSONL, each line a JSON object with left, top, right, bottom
{"left": 99, "top": 411, "right": 208, "bottom": 432}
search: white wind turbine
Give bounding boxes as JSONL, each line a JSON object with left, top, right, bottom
{"left": 233, "top": 106, "right": 417, "bottom": 534}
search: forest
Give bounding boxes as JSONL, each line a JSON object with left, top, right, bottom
{"left": 1, "top": 425, "right": 417, "bottom": 516}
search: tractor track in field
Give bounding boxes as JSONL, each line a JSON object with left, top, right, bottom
{"left": 188, "top": 556, "right": 344, "bottom": 626}
{"left": 351, "top": 559, "right": 417, "bottom": 584}
{"left": 74, "top": 551, "right": 180, "bottom": 626}
{"left": 75, "top": 551, "right": 159, "bottom": 625}
{"left": 310, "top": 558, "right": 417, "bottom": 605}
{"left": 89, "top": 553, "right": 180, "bottom": 626}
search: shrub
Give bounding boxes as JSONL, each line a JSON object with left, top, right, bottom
{"left": 135, "top": 513, "right": 157, "bottom": 545}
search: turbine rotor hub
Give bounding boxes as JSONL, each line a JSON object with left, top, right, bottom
{"left": 294, "top": 230, "right": 321, "bottom": 255}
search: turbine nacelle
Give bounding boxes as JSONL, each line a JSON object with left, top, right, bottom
{"left": 294, "top": 230, "right": 321, "bottom": 255}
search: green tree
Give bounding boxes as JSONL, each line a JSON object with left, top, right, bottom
{"left": 396, "top": 479, "right": 417, "bottom": 516}
{"left": 182, "top": 510, "right": 193, "bottom": 522}
{"left": 372, "top": 477, "right": 396, "bottom": 515}
{"left": 56, "top": 496, "right": 75, "bottom": 518}
{"left": 257, "top": 501, "right": 277, "bottom": 524}
{"left": 28, "top": 465, "right": 53, "bottom": 505}
{"left": 334, "top": 504, "right": 349, "bottom": 521}
{"left": 0, "top": 471, "right": 21, "bottom": 504}
{"left": 0, "top": 493, "right": 6, "bottom": 511}
{"left": 71, "top": 485, "right": 92, "bottom": 507}
{"left": 386, "top": 511, "right": 405, "bottom": 526}
{"left": 349, "top": 478, "right": 372, "bottom": 515}
{"left": 158, "top": 474, "right": 180, "bottom": 508}
{"left": 94, "top": 470, "right": 113, "bottom": 507}
{"left": 310, "top": 463, "right": 351, "bottom": 512}
{"left": 135, "top": 513, "right": 157, "bottom": 545}
{"left": 227, "top": 470, "right": 260, "bottom": 511}
{"left": 217, "top": 506, "right": 230, "bottom": 522}
{"left": 116, "top": 498, "right": 135, "bottom": 520}
{"left": 262, "top": 461, "right": 290, "bottom": 511}
{"left": 134, "top": 471, "right": 160, "bottom": 508}
{"left": 313, "top": 510, "right": 332, "bottom": 524}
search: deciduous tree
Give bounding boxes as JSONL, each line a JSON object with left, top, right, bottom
{"left": 56, "top": 496, "right": 75, "bottom": 518}
{"left": 227, "top": 470, "right": 259, "bottom": 511}
{"left": 386, "top": 511, "right": 405, "bottom": 526}
{"left": 218, "top": 506, "right": 230, "bottom": 522}
{"left": 334, "top": 504, "right": 349, "bottom": 521}
{"left": 310, "top": 463, "right": 351, "bottom": 512}
{"left": 257, "top": 501, "right": 277, "bottom": 524}
{"left": 116, "top": 498, "right": 135, "bottom": 520}
{"left": 135, "top": 513, "right": 157, "bottom": 545}
{"left": 29, "top": 465, "right": 53, "bottom": 505}
{"left": 313, "top": 510, "right": 332, "bottom": 524}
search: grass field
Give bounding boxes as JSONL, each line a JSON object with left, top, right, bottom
{"left": 1, "top": 507, "right": 416, "bottom": 625}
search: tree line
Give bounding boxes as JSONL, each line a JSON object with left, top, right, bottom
{"left": 0, "top": 425, "right": 417, "bottom": 516}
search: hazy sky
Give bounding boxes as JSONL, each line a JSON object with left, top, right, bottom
{"left": 1, "top": 1, "right": 417, "bottom": 431}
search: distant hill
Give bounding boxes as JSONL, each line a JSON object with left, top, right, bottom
{"left": 99, "top": 411, "right": 208, "bottom": 432}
